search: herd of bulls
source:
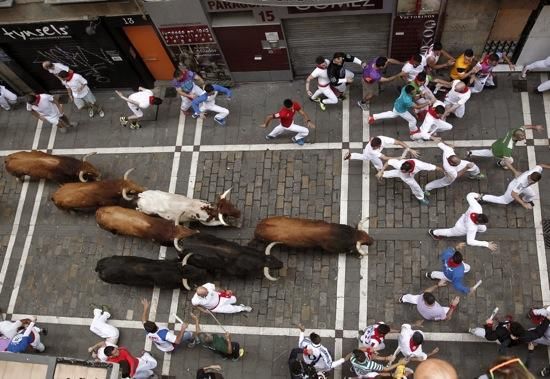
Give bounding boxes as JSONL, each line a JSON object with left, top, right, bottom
{"left": 4, "top": 151, "right": 374, "bottom": 290}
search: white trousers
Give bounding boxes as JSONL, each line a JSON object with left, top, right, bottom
{"left": 201, "top": 102, "right": 229, "bottom": 120}
{"left": 524, "top": 56, "right": 550, "bottom": 72}
{"left": 134, "top": 351, "right": 157, "bottom": 379}
{"left": 334, "top": 70, "right": 354, "bottom": 93}
{"left": 401, "top": 294, "right": 450, "bottom": 315}
{"left": 350, "top": 149, "right": 383, "bottom": 170}
{"left": 311, "top": 85, "right": 338, "bottom": 104}
{"left": 411, "top": 113, "right": 453, "bottom": 140}
{"left": 90, "top": 309, "right": 119, "bottom": 345}
{"left": 425, "top": 165, "right": 479, "bottom": 191}
{"left": 483, "top": 183, "right": 536, "bottom": 205}
{"left": 434, "top": 221, "right": 486, "bottom": 237}
{"left": 373, "top": 107, "right": 417, "bottom": 131}
{"left": 538, "top": 80, "right": 550, "bottom": 92}
{"left": 30, "top": 328, "right": 45, "bottom": 352}
{"left": 471, "top": 75, "right": 495, "bottom": 93}
{"left": 268, "top": 122, "right": 309, "bottom": 140}
{"left": 213, "top": 296, "right": 248, "bottom": 314}
{"left": 430, "top": 263, "right": 471, "bottom": 282}
{"left": 469, "top": 149, "right": 514, "bottom": 164}
{"left": 0, "top": 88, "right": 17, "bottom": 110}
{"left": 383, "top": 170, "right": 424, "bottom": 200}
{"left": 444, "top": 101, "right": 465, "bottom": 118}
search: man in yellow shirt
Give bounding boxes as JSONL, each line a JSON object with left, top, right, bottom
{"left": 450, "top": 49, "right": 478, "bottom": 83}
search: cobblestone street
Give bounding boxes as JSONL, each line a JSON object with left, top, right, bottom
{"left": 0, "top": 73, "right": 549, "bottom": 378}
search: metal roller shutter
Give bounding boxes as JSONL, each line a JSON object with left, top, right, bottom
{"left": 283, "top": 14, "right": 391, "bottom": 77}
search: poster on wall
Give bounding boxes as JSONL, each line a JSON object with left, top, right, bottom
{"left": 170, "top": 43, "right": 232, "bottom": 86}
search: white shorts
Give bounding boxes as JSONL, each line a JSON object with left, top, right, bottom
{"left": 74, "top": 91, "right": 96, "bottom": 110}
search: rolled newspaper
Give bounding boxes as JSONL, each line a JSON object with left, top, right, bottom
{"left": 489, "top": 307, "right": 499, "bottom": 321}
{"left": 472, "top": 280, "right": 482, "bottom": 291}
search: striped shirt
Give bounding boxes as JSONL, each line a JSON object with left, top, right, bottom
{"left": 350, "top": 356, "right": 384, "bottom": 375}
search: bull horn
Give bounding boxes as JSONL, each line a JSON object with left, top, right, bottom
{"left": 357, "top": 217, "right": 369, "bottom": 231}
{"left": 174, "top": 238, "right": 183, "bottom": 252}
{"left": 78, "top": 170, "right": 88, "bottom": 183}
{"left": 265, "top": 241, "right": 280, "bottom": 256}
{"left": 122, "top": 188, "right": 133, "bottom": 201}
{"left": 220, "top": 188, "right": 232, "bottom": 199}
{"left": 218, "top": 213, "right": 229, "bottom": 226}
{"left": 82, "top": 152, "right": 96, "bottom": 162}
{"left": 123, "top": 168, "right": 135, "bottom": 180}
{"left": 181, "top": 279, "right": 191, "bottom": 291}
{"left": 181, "top": 252, "right": 193, "bottom": 265}
{"left": 263, "top": 266, "right": 278, "bottom": 281}
{"left": 356, "top": 241, "right": 368, "bottom": 257}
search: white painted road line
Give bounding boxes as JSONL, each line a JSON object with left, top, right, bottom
{"left": 359, "top": 107, "right": 371, "bottom": 330}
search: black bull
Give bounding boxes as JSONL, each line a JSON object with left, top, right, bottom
{"left": 177, "top": 233, "right": 283, "bottom": 281}
{"left": 95, "top": 256, "right": 207, "bottom": 290}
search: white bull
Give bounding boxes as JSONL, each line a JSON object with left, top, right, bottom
{"left": 136, "top": 188, "right": 240, "bottom": 227}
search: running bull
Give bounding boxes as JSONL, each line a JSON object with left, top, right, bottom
{"left": 5, "top": 150, "right": 100, "bottom": 183}
{"left": 95, "top": 254, "right": 205, "bottom": 290}
{"left": 96, "top": 206, "right": 198, "bottom": 250}
{"left": 176, "top": 233, "right": 283, "bottom": 281}
{"left": 52, "top": 168, "right": 144, "bottom": 211}
{"left": 136, "top": 188, "right": 241, "bottom": 227}
{"left": 254, "top": 216, "right": 373, "bottom": 256}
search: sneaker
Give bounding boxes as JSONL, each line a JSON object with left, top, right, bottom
{"left": 529, "top": 201, "right": 535, "bottom": 207}
{"left": 424, "top": 190, "right": 431, "bottom": 197}
{"left": 119, "top": 117, "right": 129, "bottom": 127}
{"left": 41, "top": 328, "right": 48, "bottom": 336}
{"left": 191, "top": 113, "right": 200, "bottom": 119}
{"left": 540, "top": 367, "right": 550, "bottom": 377}
{"left": 265, "top": 135, "right": 275, "bottom": 140}
{"left": 428, "top": 229, "right": 442, "bottom": 240}
{"left": 129, "top": 123, "right": 141, "bottom": 130}
{"left": 343, "top": 152, "right": 351, "bottom": 161}
{"left": 466, "top": 151, "right": 472, "bottom": 158}
{"left": 233, "top": 347, "right": 245, "bottom": 361}
{"left": 98, "top": 109, "right": 105, "bottom": 118}
{"left": 521, "top": 69, "right": 527, "bottom": 79}
{"left": 468, "top": 328, "right": 476, "bottom": 335}
{"left": 88, "top": 107, "right": 94, "bottom": 118}
{"left": 338, "top": 94, "right": 346, "bottom": 100}
{"left": 240, "top": 305, "right": 252, "bottom": 312}
{"left": 291, "top": 136, "right": 305, "bottom": 146}
{"left": 368, "top": 115, "right": 375, "bottom": 125}
{"left": 214, "top": 117, "right": 226, "bottom": 126}
{"left": 398, "top": 295, "right": 404, "bottom": 303}
{"left": 425, "top": 272, "right": 434, "bottom": 280}
{"left": 318, "top": 101, "right": 326, "bottom": 111}
{"left": 357, "top": 100, "right": 368, "bottom": 112}
{"left": 418, "top": 197, "right": 430, "bottom": 206}
{"left": 468, "top": 173, "right": 486, "bottom": 180}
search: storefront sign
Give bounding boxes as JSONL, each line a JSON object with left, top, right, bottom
{"left": 288, "top": 0, "right": 383, "bottom": 13}
{"left": 159, "top": 25, "right": 214, "bottom": 45}
{"left": 205, "top": 0, "right": 257, "bottom": 11}
{"left": 221, "top": 0, "right": 374, "bottom": 5}
{"left": 0, "top": 24, "right": 70, "bottom": 42}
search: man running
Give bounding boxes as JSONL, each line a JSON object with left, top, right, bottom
{"left": 358, "top": 56, "right": 402, "bottom": 111}
{"left": 327, "top": 52, "right": 362, "bottom": 97}
{"left": 306, "top": 56, "right": 336, "bottom": 111}
{"left": 262, "top": 99, "right": 315, "bottom": 146}
{"left": 26, "top": 93, "right": 76, "bottom": 132}
{"left": 59, "top": 70, "right": 104, "bottom": 118}
{"left": 369, "top": 85, "right": 428, "bottom": 132}
{"left": 115, "top": 87, "right": 163, "bottom": 129}
{"left": 344, "top": 136, "right": 418, "bottom": 172}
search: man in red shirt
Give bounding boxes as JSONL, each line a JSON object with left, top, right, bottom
{"left": 261, "top": 99, "right": 316, "bottom": 146}
{"left": 104, "top": 345, "right": 157, "bottom": 378}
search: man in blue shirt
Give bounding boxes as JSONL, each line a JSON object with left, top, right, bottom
{"left": 369, "top": 84, "right": 429, "bottom": 132}
{"left": 426, "top": 242, "right": 477, "bottom": 295}
{"left": 190, "top": 83, "right": 232, "bottom": 126}
{"left": 7, "top": 321, "right": 37, "bottom": 353}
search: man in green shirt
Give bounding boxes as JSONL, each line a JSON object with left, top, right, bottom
{"left": 467, "top": 124, "right": 544, "bottom": 169}
{"left": 345, "top": 349, "right": 409, "bottom": 378}
{"left": 191, "top": 312, "right": 244, "bottom": 361}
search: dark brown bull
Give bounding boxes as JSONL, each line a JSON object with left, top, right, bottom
{"left": 96, "top": 206, "right": 198, "bottom": 250}
{"left": 254, "top": 216, "right": 373, "bottom": 256}
{"left": 95, "top": 254, "right": 206, "bottom": 290}
{"left": 5, "top": 150, "right": 100, "bottom": 183}
{"left": 51, "top": 168, "right": 144, "bottom": 211}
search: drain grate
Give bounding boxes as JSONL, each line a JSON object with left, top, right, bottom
{"left": 544, "top": 219, "right": 550, "bottom": 248}
{"left": 512, "top": 79, "right": 527, "bottom": 92}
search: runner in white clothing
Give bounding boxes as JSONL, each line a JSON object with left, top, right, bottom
{"left": 115, "top": 87, "right": 163, "bottom": 129}
{"left": 430, "top": 192, "right": 498, "bottom": 251}
{"left": 0, "top": 318, "right": 32, "bottom": 339}
{"left": 26, "top": 93, "right": 76, "bottom": 131}
{"left": 87, "top": 306, "right": 120, "bottom": 361}
{"left": 297, "top": 324, "right": 344, "bottom": 373}
{"left": 306, "top": 56, "right": 337, "bottom": 111}
{"left": 389, "top": 324, "right": 438, "bottom": 363}
{"left": 179, "top": 80, "right": 205, "bottom": 114}
{"left": 0, "top": 85, "right": 17, "bottom": 111}
{"left": 529, "top": 306, "right": 550, "bottom": 346}
{"left": 424, "top": 142, "right": 483, "bottom": 194}
{"left": 192, "top": 283, "right": 252, "bottom": 314}
{"left": 59, "top": 70, "right": 104, "bottom": 118}
{"left": 358, "top": 322, "right": 391, "bottom": 351}
{"left": 376, "top": 158, "right": 444, "bottom": 205}
{"left": 481, "top": 163, "right": 550, "bottom": 209}
{"left": 344, "top": 136, "right": 418, "bottom": 171}
{"left": 440, "top": 80, "right": 471, "bottom": 118}
{"left": 400, "top": 54, "right": 425, "bottom": 82}
{"left": 521, "top": 55, "right": 550, "bottom": 79}
{"left": 410, "top": 101, "right": 454, "bottom": 141}
{"left": 42, "top": 61, "right": 70, "bottom": 82}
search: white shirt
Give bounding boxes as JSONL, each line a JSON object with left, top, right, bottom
{"left": 191, "top": 283, "right": 220, "bottom": 310}
{"left": 62, "top": 73, "right": 90, "bottom": 98}
{"left": 460, "top": 192, "right": 488, "bottom": 248}
{"left": 365, "top": 136, "right": 395, "bottom": 161}
{"left": 26, "top": 94, "right": 61, "bottom": 118}
{"left": 129, "top": 89, "right": 153, "bottom": 109}
{"left": 401, "top": 62, "right": 425, "bottom": 82}
{"left": 309, "top": 59, "right": 331, "bottom": 87}
{"left": 445, "top": 80, "right": 471, "bottom": 105}
{"left": 511, "top": 166, "right": 542, "bottom": 194}
{"left": 422, "top": 45, "right": 440, "bottom": 66}
{"left": 360, "top": 323, "right": 386, "bottom": 350}
{"left": 147, "top": 328, "right": 177, "bottom": 352}
{"left": 438, "top": 143, "right": 470, "bottom": 180}
{"left": 387, "top": 158, "right": 436, "bottom": 178}
{"left": 397, "top": 324, "right": 427, "bottom": 360}
{"left": 0, "top": 320, "right": 22, "bottom": 339}
{"left": 48, "top": 62, "right": 69, "bottom": 75}
{"left": 298, "top": 331, "right": 343, "bottom": 371}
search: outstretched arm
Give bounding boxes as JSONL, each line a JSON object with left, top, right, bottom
{"left": 140, "top": 298, "right": 150, "bottom": 324}
{"left": 298, "top": 109, "right": 316, "bottom": 129}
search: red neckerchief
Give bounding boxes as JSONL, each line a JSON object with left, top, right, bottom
{"left": 470, "top": 213, "right": 479, "bottom": 224}
{"left": 148, "top": 96, "right": 155, "bottom": 105}
{"left": 218, "top": 290, "right": 232, "bottom": 298}
{"left": 427, "top": 107, "right": 440, "bottom": 119}
{"left": 459, "top": 86, "right": 469, "bottom": 94}
{"left": 447, "top": 258, "right": 460, "bottom": 268}
{"left": 65, "top": 70, "right": 74, "bottom": 81}
{"left": 34, "top": 94, "right": 41, "bottom": 105}
{"left": 409, "top": 338, "right": 419, "bottom": 352}
{"left": 405, "top": 160, "right": 415, "bottom": 174}
{"left": 371, "top": 325, "right": 384, "bottom": 343}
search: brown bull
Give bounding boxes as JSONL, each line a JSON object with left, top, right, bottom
{"left": 51, "top": 168, "right": 144, "bottom": 210}
{"left": 254, "top": 216, "right": 373, "bottom": 256}
{"left": 5, "top": 150, "right": 100, "bottom": 183}
{"left": 96, "top": 206, "right": 198, "bottom": 250}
